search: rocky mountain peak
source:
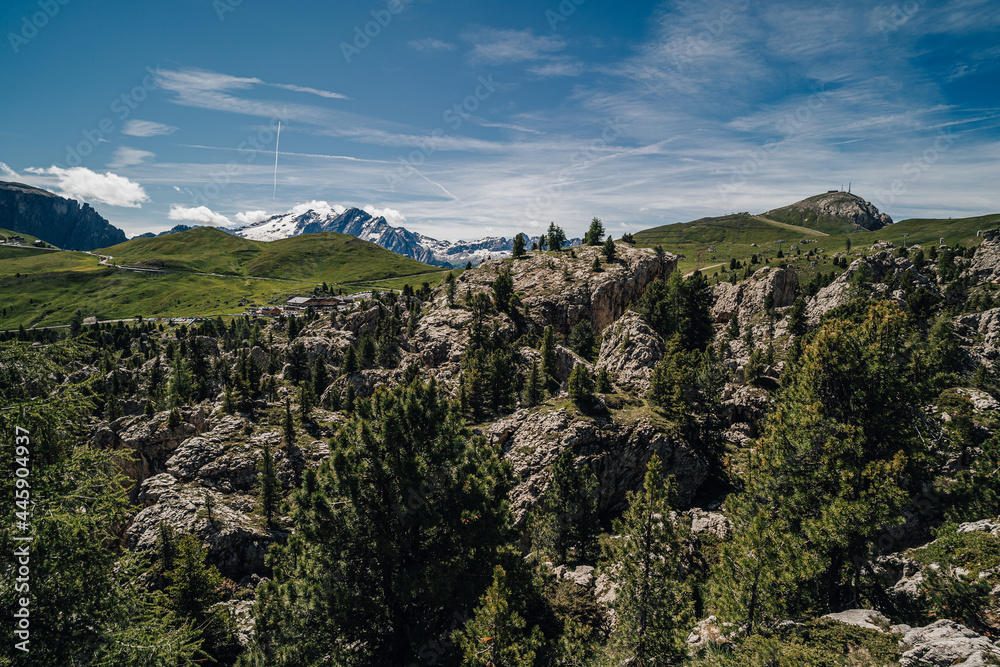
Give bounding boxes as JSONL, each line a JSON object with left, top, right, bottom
{"left": 765, "top": 191, "right": 893, "bottom": 232}
{"left": 0, "top": 180, "right": 127, "bottom": 250}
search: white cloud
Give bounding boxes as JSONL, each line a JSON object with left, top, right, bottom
{"left": 409, "top": 38, "right": 457, "bottom": 53}
{"left": 24, "top": 166, "right": 149, "bottom": 207}
{"left": 363, "top": 205, "right": 406, "bottom": 225}
{"left": 122, "top": 120, "right": 178, "bottom": 137}
{"left": 289, "top": 200, "right": 346, "bottom": 217}
{"left": 0, "top": 162, "right": 19, "bottom": 179}
{"left": 269, "top": 83, "right": 349, "bottom": 99}
{"left": 168, "top": 204, "right": 231, "bottom": 226}
{"left": 108, "top": 147, "right": 155, "bottom": 169}
{"left": 235, "top": 210, "right": 270, "bottom": 224}
{"left": 464, "top": 28, "right": 566, "bottom": 64}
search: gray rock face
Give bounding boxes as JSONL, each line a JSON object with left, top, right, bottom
{"left": 457, "top": 244, "right": 675, "bottom": 335}
{"left": 821, "top": 609, "right": 889, "bottom": 632}
{"left": 965, "top": 230, "right": 1000, "bottom": 285}
{"left": 957, "top": 308, "right": 1000, "bottom": 363}
{"left": 765, "top": 191, "right": 892, "bottom": 232}
{"left": 490, "top": 407, "right": 708, "bottom": 522}
{"left": 0, "top": 180, "right": 127, "bottom": 250}
{"left": 166, "top": 416, "right": 274, "bottom": 493}
{"left": 689, "top": 509, "right": 731, "bottom": 539}
{"left": 900, "top": 620, "right": 1000, "bottom": 666}
{"left": 712, "top": 265, "right": 799, "bottom": 322}
{"left": 126, "top": 485, "right": 277, "bottom": 579}
{"left": 808, "top": 250, "right": 934, "bottom": 321}
{"left": 596, "top": 312, "right": 665, "bottom": 394}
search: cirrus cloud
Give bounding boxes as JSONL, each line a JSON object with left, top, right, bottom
{"left": 122, "top": 120, "right": 178, "bottom": 137}
{"left": 24, "top": 166, "right": 149, "bottom": 208}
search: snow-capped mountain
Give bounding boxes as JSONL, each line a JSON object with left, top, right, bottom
{"left": 229, "top": 204, "right": 579, "bottom": 267}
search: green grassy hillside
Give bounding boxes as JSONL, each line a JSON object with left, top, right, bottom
{"left": 0, "top": 247, "right": 104, "bottom": 275}
{"left": 635, "top": 210, "right": 999, "bottom": 277}
{"left": 764, "top": 192, "right": 870, "bottom": 235}
{"left": 97, "top": 227, "right": 264, "bottom": 274}
{"left": 0, "top": 228, "right": 43, "bottom": 245}
{"left": 98, "top": 227, "right": 436, "bottom": 282}
{"left": 0, "top": 268, "right": 299, "bottom": 329}
{"left": 248, "top": 233, "right": 435, "bottom": 282}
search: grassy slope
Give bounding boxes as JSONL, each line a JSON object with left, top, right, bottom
{"left": 0, "top": 228, "right": 43, "bottom": 245}
{"left": 764, "top": 192, "right": 867, "bottom": 235}
{"left": 97, "top": 227, "right": 265, "bottom": 274}
{"left": 98, "top": 227, "right": 437, "bottom": 282}
{"left": 0, "top": 269, "right": 299, "bottom": 329}
{"left": 2, "top": 227, "right": 440, "bottom": 327}
{"left": 635, "top": 211, "right": 999, "bottom": 276}
{"left": 0, "top": 247, "right": 104, "bottom": 275}
{"left": 248, "top": 233, "right": 435, "bottom": 282}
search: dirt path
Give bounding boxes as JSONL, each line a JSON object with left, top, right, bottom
{"left": 753, "top": 215, "right": 828, "bottom": 237}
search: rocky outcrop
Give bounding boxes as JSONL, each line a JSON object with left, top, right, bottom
{"left": 93, "top": 409, "right": 210, "bottom": 487}
{"left": 126, "top": 484, "right": 278, "bottom": 579}
{"left": 821, "top": 609, "right": 889, "bottom": 632}
{"left": 0, "top": 180, "right": 127, "bottom": 250}
{"left": 454, "top": 244, "right": 675, "bottom": 336}
{"left": 807, "top": 250, "right": 935, "bottom": 321}
{"left": 965, "top": 230, "right": 1000, "bottom": 285}
{"left": 957, "top": 308, "right": 1000, "bottom": 363}
{"left": 595, "top": 312, "right": 665, "bottom": 394}
{"left": 900, "top": 620, "right": 1000, "bottom": 666}
{"left": 490, "top": 407, "right": 708, "bottom": 522}
{"left": 711, "top": 265, "right": 798, "bottom": 322}
{"left": 765, "top": 191, "right": 892, "bottom": 232}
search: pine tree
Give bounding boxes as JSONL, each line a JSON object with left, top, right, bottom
{"left": 602, "top": 235, "right": 616, "bottom": 262}
{"left": 298, "top": 382, "right": 312, "bottom": 422}
{"left": 719, "top": 302, "right": 925, "bottom": 622}
{"left": 456, "top": 565, "right": 543, "bottom": 666}
{"left": 568, "top": 320, "right": 596, "bottom": 361}
{"left": 538, "top": 449, "right": 599, "bottom": 564}
{"left": 282, "top": 397, "right": 295, "bottom": 450}
{"left": 787, "top": 297, "right": 808, "bottom": 337}
{"left": 311, "top": 356, "right": 329, "bottom": 400}
{"left": 512, "top": 233, "right": 527, "bottom": 258}
{"left": 251, "top": 380, "right": 514, "bottom": 665}
{"left": 524, "top": 360, "right": 543, "bottom": 407}
{"left": 584, "top": 217, "right": 605, "bottom": 246}
{"left": 343, "top": 344, "right": 359, "bottom": 374}
{"left": 258, "top": 445, "right": 279, "bottom": 529}
{"left": 547, "top": 222, "right": 567, "bottom": 252}
{"left": 596, "top": 366, "right": 613, "bottom": 393}
{"left": 568, "top": 364, "right": 594, "bottom": 404}
{"left": 602, "top": 455, "right": 691, "bottom": 663}
{"left": 541, "top": 325, "right": 558, "bottom": 388}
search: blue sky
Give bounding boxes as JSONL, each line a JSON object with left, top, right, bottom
{"left": 1, "top": 0, "right": 998, "bottom": 240}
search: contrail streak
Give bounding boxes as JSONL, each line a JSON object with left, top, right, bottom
{"left": 272, "top": 121, "right": 281, "bottom": 199}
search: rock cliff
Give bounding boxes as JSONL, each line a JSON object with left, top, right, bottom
{"left": 0, "top": 180, "right": 127, "bottom": 250}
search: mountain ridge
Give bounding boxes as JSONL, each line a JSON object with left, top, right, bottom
{"left": 0, "top": 180, "right": 127, "bottom": 250}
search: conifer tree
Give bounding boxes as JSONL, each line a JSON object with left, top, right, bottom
{"left": 258, "top": 445, "right": 279, "bottom": 529}
{"left": 512, "top": 233, "right": 527, "bottom": 258}
{"left": 524, "top": 360, "right": 543, "bottom": 407}
{"left": 602, "top": 235, "right": 616, "bottom": 262}
{"left": 541, "top": 325, "right": 558, "bottom": 388}
{"left": 584, "top": 217, "right": 605, "bottom": 246}
{"left": 311, "top": 356, "right": 329, "bottom": 399}
{"left": 343, "top": 344, "right": 359, "bottom": 374}
{"left": 568, "top": 363, "right": 594, "bottom": 404}
{"left": 282, "top": 397, "right": 295, "bottom": 449}
{"left": 456, "top": 565, "right": 543, "bottom": 666}
{"left": 602, "top": 455, "right": 691, "bottom": 663}
{"left": 538, "top": 449, "right": 599, "bottom": 564}
{"left": 250, "top": 380, "right": 514, "bottom": 665}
